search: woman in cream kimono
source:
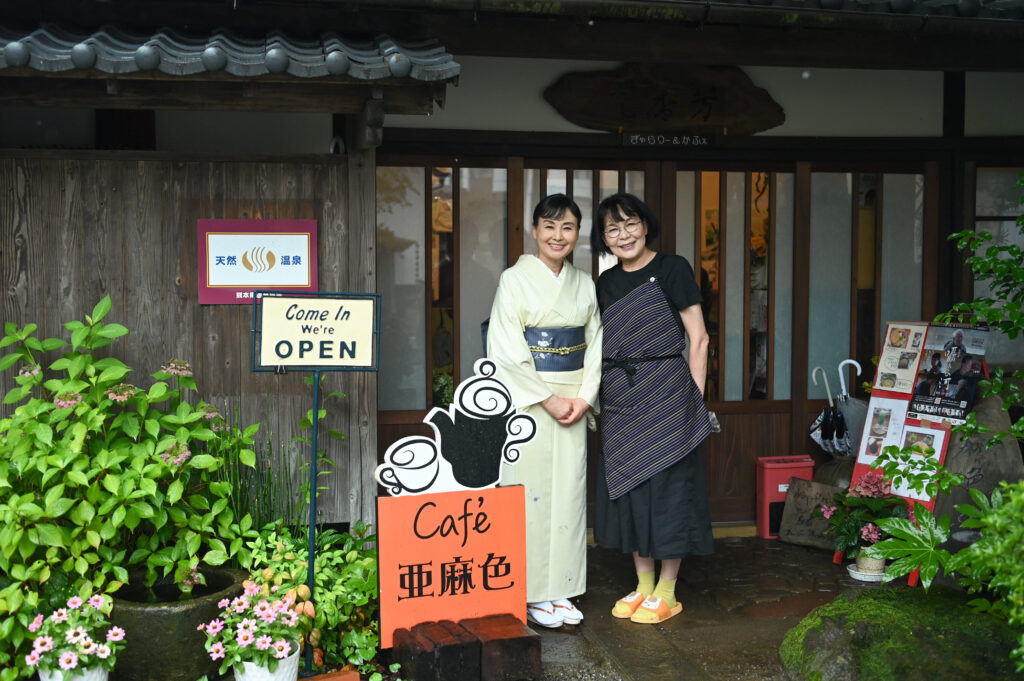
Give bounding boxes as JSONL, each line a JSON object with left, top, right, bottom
{"left": 486, "top": 193, "right": 602, "bottom": 629}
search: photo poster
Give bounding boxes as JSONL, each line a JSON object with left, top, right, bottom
{"left": 871, "top": 321, "right": 931, "bottom": 397}
{"left": 907, "top": 323, "right": 989, "bottom": 426}
{"left": 889, "top": 419, "right": 951, "bottom": 511}
{"left": 855, "top": 396, "right": 911, "bottom": 470}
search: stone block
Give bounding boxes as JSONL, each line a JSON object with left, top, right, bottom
{"left": 778, "top": 477, "right": 842, "bottom": 551}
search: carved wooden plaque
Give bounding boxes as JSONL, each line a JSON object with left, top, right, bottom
{"left": 543, "top": 63, "right": 784, "bottom": 136}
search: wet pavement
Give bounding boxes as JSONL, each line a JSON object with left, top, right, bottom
{"left": 535, "top": 536, "right": 873, "bottom": 681}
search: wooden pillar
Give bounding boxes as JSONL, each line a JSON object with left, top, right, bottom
{"left": 790, "top": 163, "right": 811, "bottom": 453}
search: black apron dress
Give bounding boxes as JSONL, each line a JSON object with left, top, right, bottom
{"left": 594, "top": 277, "right": 714, "bottom": 560}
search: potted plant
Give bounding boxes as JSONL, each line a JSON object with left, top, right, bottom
{"left": 815, "top": 470, "right": 910, "bottom": 577}
{"left": 22, "top": 594, "right": 126, "bottom": 681}
{"left": 0, "top": 297, "right": 259, "bottom": 681}
{"left": 197, "top": 579, "right": 313, "bottom": 681}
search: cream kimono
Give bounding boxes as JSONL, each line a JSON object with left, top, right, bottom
{"left": 486, "top": 254, "right": 602, "bottom": 602}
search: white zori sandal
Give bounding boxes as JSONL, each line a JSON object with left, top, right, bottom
{"left": 526, "top": 601, "right": 563, "bottom": 628}
{"left": 551, "top": 599, "right": 583, "bottom": 625}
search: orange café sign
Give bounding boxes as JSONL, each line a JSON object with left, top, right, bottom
{"left": 197, "top": 219, "right": 318, "bottom": 304}
{"left": 377, "top": 487, "right": 526, "bottom": 648}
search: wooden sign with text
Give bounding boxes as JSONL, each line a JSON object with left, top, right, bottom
{"left": 377, "top": 487, "right": 526, "bottom": 648}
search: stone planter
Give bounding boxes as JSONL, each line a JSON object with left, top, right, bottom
{"left": 110, "top": 567, "right": 247, "bottom": 681}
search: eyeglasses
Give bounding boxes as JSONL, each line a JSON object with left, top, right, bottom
{"left": 603, "top": 220, "right": 643, "bottom": 240}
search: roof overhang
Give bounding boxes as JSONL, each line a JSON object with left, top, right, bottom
{"left": 0, "top": 24, "right": 460, "bottom": 114}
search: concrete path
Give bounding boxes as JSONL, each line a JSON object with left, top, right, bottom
{"left": 536, "top": 537, "right": 876, "bottom": 681}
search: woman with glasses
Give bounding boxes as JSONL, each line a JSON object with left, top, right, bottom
{"left": 590, "top": 192, "right": 714, "bottom": 624}
{"left": 487, "top": 193, "right": 603, "bottom": 629}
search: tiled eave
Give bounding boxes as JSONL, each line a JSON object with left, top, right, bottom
{"left": 0, "top": 23, "right": 460, "bottom": 114}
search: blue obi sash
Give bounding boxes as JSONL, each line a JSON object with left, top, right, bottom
{"left": 525, "top": 326, "right": 586, "bottom": 372}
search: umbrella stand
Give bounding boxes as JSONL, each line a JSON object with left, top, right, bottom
{"left": 837, "top": 359, "right": 867, "bottom": 456}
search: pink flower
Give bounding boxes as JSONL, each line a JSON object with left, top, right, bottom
{"left": 205, "top": 619, "right": 225, "bottom": 636}
{"left": 51, "top": 608, "right": 68, "bottom": 623}
{"left": 217, "top": 598, "right": 230, "bottom": 609}
{"left": 273, "top": 639, "right": 291, "bottom": 659}
{"left": 256, "top": 635, "right": 273, "bottom": 650}
{"left": 59, "top": 651, "right": 79, "bottom": 670}
{"left": 106, "top": 383, "right": 136, "bottom": 402}
{"left": 253, "top": 599, "right": 273, "bottom": 616}
{"left": 25, "top": 651, "right": 41, "bottom": 667}
{"left": 54, "top": 391, "right": 83, "bottom": 409}
{"left": 66, "top": 626, "right": 87, "bottom": 644}
{"left": 820, "top": 504, "right": 836, "bottom": 519}
{"left": 236, "top": 630, "right": 255, "bottom": 648}
{"left": 244, "top": 582, "right": 261, "bottom": 597}
{"left": 210, "top": 642, "right": 226, "bottom": 660}
{"left": 239, "top": 618, "right": 258, "bottom": 633}
{"left": 67, "top": 596, "right": 84, "bottom": 609}
{"left": 259, "top": 610, "right": 278, "bottom": 625}
{"left": 283, "top": 611, "right": 299, "bottom": 627}
{"left": 850, "top": 471, "right": 890, "bottom": 499}
{"left": 162, "top": 359, "right": 193, "bottom": 377}
{"left": 80, "top": 638, "right": 97, "bottom": 655}
{"left": 96, "top": 644, "right": 112, "bottom": 659}
{"left": 106, "top": 626, "right": 126, "bottom": 642}
{"left": 861, "top": 522, "right": 882, "bottom": 544}
{"left": 232, "top": 596, "right": 249, "bottom": 613}
{"left": 29, "top": 614, "right": 44, "bottom": 632}
{"left": 88, "top": 595, "right": 105, "bottom": 609}
{"left": 33, "top": 636, "right": 54, "bottom": 652}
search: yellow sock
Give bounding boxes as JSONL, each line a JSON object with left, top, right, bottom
{"left": 653, "top": 578, "right": 677, "bottom": 608}
{"left": 636, "top": 571, "right": 655, "bottom": 596}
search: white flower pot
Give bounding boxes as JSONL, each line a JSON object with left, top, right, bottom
{"left": 855, "top": 554, "right": 886, "bottom": 575}
{"left": 39, "top": 667, "right": 109, "bottom": 681}
{"left": 235, "top": 648, "right": 301, "bottom": 681}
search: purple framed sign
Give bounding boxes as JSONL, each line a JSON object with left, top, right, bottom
{"left": 197, "top": 219, "right": 318, "bottom": 304}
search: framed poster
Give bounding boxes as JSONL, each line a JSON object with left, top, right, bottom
{"left": 889, "top": 419, "right": 952, "bottom": 510}
{"left": 871, "top": 322, "right": 930, "bottom": 396}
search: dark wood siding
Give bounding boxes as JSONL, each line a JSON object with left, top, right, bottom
{"left": 0, "top": 152, "right": 377, "bottom": 525}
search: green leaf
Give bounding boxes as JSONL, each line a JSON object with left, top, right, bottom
{"left": 91, "top": 295, "right": 112, "bottom": 322}
{"left": 189, "top": 454, "right": 217, "bottom": 470}
{"left": 203, "top": 550, "right": 228, "bottom": 566}
{"left": 167, "top": 479, "right": 184, "bottom": 504}
{"left": 239, "top": 449, "right": 256, "bottom": 467}
{"left": 36, "top": 524, "right": 65, "bottom": 547}
{"left": 97, "top": 323, "right": 129, "bottom": 339}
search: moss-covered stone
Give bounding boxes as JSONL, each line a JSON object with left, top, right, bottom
{"left": 780, "top": 586, "right": 1021, "bottom": 681}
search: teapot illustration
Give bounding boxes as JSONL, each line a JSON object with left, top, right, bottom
{"left": 376, "top": 359, "right": 536, "bottom": 496}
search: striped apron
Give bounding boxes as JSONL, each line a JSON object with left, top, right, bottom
{"left": 600, "top": 278, "right": 712, "bottom": 499}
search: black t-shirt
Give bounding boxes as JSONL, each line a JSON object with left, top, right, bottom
{"left": 597, "top": 252, "right": 703, "bottom": 315}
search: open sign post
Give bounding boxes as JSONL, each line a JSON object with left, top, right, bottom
{"left": 251, "top": 290, "right": 380, "bottom": 672}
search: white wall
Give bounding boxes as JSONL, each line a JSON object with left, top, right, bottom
{"left": 387, "top": 57, "right": 1024, "bottom": 137}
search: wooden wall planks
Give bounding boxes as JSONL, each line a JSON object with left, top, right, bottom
{"left": 0, "top": 154, "right": 377, "bottom": 526}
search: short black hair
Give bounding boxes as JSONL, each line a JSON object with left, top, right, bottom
{"left": 533, "top": 193, "right": 582, "bottom": 227}
{"left": 591, "top": 193, "right": 660, "bottom": 255}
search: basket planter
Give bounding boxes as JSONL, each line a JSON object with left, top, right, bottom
{"left": 110, "top": 567, "right": 247, "bottom": 681}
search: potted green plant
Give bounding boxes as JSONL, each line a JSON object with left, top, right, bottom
{"left": 0, "top": 297, "right": 258, "bottom": 681}
{"left": 814, "top": 470, "right": 910, "bottom": 577}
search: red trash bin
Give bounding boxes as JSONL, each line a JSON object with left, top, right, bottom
{"left": 756, "top": 456, "right": 815, "bottom": 539}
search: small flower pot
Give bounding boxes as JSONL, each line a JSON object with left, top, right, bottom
{"left": 235, "top": 647, "right": 301, "bottom": 681}
{"left": 854, "top": 554, "right": 886, "bottom": 575}
{"left": 39, "top": 668, "right": 109, "bottom": 681}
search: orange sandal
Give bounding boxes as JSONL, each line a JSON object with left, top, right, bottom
{"left": 611, "top": 591, "right": 647, "bottom": 619}
{"left": 629, "top": 595, "right": 682, "bottom": 624}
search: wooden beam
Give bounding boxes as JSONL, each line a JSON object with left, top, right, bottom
{"left": 0, "top": 76, "right": 442, "bottom": 115}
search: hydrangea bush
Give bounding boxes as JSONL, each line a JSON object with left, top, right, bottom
{"left": 0, "top": 297, "right": 259, "bottom": 681}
